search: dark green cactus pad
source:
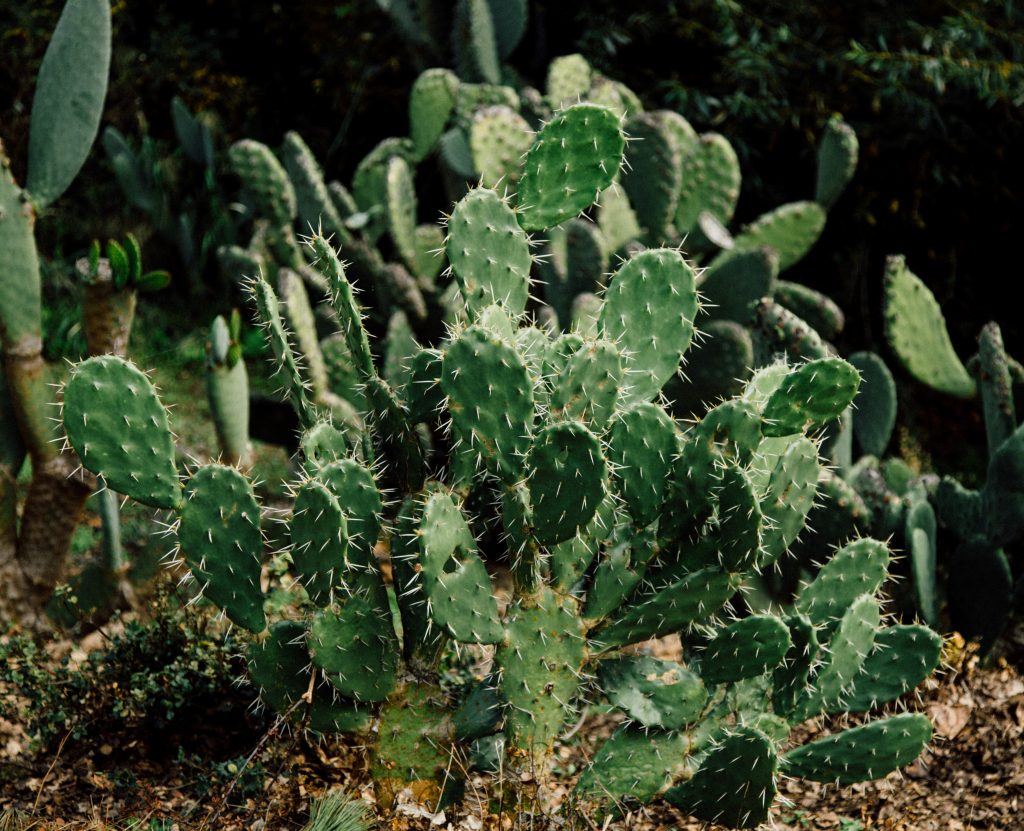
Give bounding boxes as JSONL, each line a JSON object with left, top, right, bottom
{"left": 934, "top": 476, "right": 984, "bottom": 538}
{"left": 418, "top": 491, "right": 503, "bottom": 644}
{"left": 308, "top": 592, "right": 400, "bottom": 703}
{"left": 675, "top": 132, "right": 742, "bottom": 236}
{"left": 698, "top": 246, "right": 778, "bottom": 324}
{"left": 442, "top": 325, "right": 535, "bottom": 483}
{"left": 227, "top": 139, "right": 296, "bottom": 227}
{"left": 470, "top": 106, "right": 532, "bottom": 188}
{"left": 977, "top": 322, "right": 1017, "bottom": 456}
{"left": 406, "top": 349, "right": 445, "bottom": 424}
{"left": 838, "top": 624, "right": 942, "bottom": 713}
{"left": 574, "top": 725, "right": 691, "bottom": 814}
{"left": 726, "top": 200, "right": 826, "bottom": 272}
{"left": 453, "top": 678, "right": 503, "bottom": 741}
{"left": 352, "top": 137, "right": 415, "bottom": 243}
{"left": 714, "top": 462, "right": 763, "bottom": 573}
{"left": 594, "top": 567, "right": 738, "bottom": 649}
{"left": 528, "top": 420, "right": 607, "bottom": 545}
{"left": 385, "top": 155, "right": 419, "bottom": 272}
{"left": 447, "top": 188, "right": 532, "bottom": 318}
{"left": 815, "top": 114, "right": 859, "bottom": 209}
{"left": 750, "top": 435, "right": 820, "bottom": 566}
{"left": 883, "top": 255, "right": 975, "bottom": 398}
{"left": 585, "top": 523, "right": 657, "bottom": 619}
{"left": 300, "top": 422, "right": 351, "bottom": 473}
{"left": 390, "top": 495, "right": 444, "bottom": 661}
{"left": 849, "top": 351, "right": 897, "bottom": 457}
{"left": 772, "top": 615, "right": 820, "bottom": 718}
{"left": 762, "top": 357, "right": 860, "bottom": 438}
{"left": 794, "top": 538, "right": 889, "bottom": 627}
{"left": 178, "top": 464, "right": 264, "bottom": 632}
{"left": 699, "top": 615, "right": 792, "bottom": 685}
{"left": 608, "top": 402, "right": 676, "bottom": 527}
{"left": 25, "top": 0, "right": 111, "bottom": 209}
{"left": 414, "top": 222, "right": 446, "bottom": 282}
{"left": 752, "top": 299, "right": 830, "bottom": 365}
{"left": 666, "top": 319, "right": 753, "bottom": 419}
{"left": 453, "top": 0, "right": 500, "bottom": 85}
{"left": 773, "top": 281, "right": 845, "bottom": 341}
{"left": 516, "top": 104, "right": 624, "bottom": 230}
{"left": 468, "top": 734, "right": 504, "bottom": 773}
{"left": 549, "top": 339, "right": 623, "bottom": 430}
{"left": 500, "top": 481, "right": 533, "bottom": 562}
{"left": 783, "top": 713, "right": 932, "bottom": 784}
{"left": 984, "top": 423, "right": 1024, "bottom": 547}
{"left": 550, "top": 492, "right": 616, "bottom": 589}
{"left": 597, "top": 182, "right": 642, "bottom": 253}
{"left": 440, "top": 127, "right": 477, "bottom": 179}
{"left": 600, "top": 248, "right": 698, "bottom": 404}
{"left": 409, "top": 68, "right": 459, "bottom": 160}
{"left": 497, "top": 587, "right": 587, "bottom": 761}
{"left": 622, "top": 112, "right": 683, "bottom": 241}
{"left": 281, "top": 131, "right": 343, "bottom": 240}
{"left": 64, "top": 355, "right": 181, "bottom": 509}
{"left": 787, "top": 467, "right": 869, "bottom": 564}
{"left": 290, "top": 480, "right": 348, "bottom": 607}
{"left": 665, "top": 726, "right": 777, "bottom": 829}
{"left": 906, "top": 498, "right": 938, "bottom": 626}
{"left": 798, "top": 594, "right": 880, "bottom": 719}
{"left": 247, "top": 621, "right": 369, "bottom": 733}
{"left": 546, "top": 53, "right": 592, "bottom": 107}
{"left": 600, "top": 655, "right": 707, "bottom": 729}
{"left": 316, "top": 459, "right": 382, "bottom": 570}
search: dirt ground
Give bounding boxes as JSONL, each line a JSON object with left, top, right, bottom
{"left": 2, "top": 624, "right": 1023, "bottom": 831}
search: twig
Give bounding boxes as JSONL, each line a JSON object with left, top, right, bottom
{"left": 31, "top": 728, "right": 73, "bottom": 815}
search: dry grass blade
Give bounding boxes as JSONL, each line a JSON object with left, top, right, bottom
{"left": 303, "top": 790, "right": 372, "bottom": 831}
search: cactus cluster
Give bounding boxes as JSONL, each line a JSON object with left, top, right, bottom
{"left": 63, "top": 104, "right": 938, "bottom": 826}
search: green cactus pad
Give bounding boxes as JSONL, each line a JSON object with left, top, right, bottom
{"left": 934, "top": 476, "right": 984, "bottom": 537}
{"left": 597, "top": 183, "right": 643, "bottom": 253}
{"left": 453, "top": 679, "right": 503, "bottom": 741}
{"left": 385, "top": 155, "right": 419, "bottom": 272}
{"left": 418, "top": 491, "right": 503, "bottom": 644}
{"left": 906, "top": 498, "right": 938, "bottom": 625}
{"left": 595, "top": 567, "right": 738, "bottom": 649}
{"left": 546, "top": 53, "right": 592, "bottom": 107}
{"left": 984, "top": 423, "right": 1024, "bottom": 547}
{"left": 666, "top": 319, "right": 754, "bottom": 419}
{"left": 783, "top": 713, "right": 932, "bottom": 784}
{"left": 665, "top": 726, "right": 777, "bottom": 829}
{"left": 470, "top": 106, "right": 532, "bottom": 188}
{"left": 727, "top": 200, "right": 827, "bottom": 272}
{"left": 622, "top": 112, "right": 683, "bottom": 241}
{"left": 883, "top": 255, "right": 975, "bottom": 398}
{"left": 247, "top": 621, "right": 368, "bottom": 733}
{"left": 308, "top": 593, "right": 400, "bottom": 703}
{"left": 405, "top": 349, "right": 445, "bottom": 424}
{"left": 752, "top": 299, "right": 831, "bottom": 365}
{"left": 549, "top": 339, "right": 623, "bottom": 430}
{"left": 281, "top": 131, "right": 344, "bottom": 239}
{"left": 585, "top": 524, "right": 657, "bottom": 619}
{"left": 839, "top": 624, "right": 942, "bottom": 713}
{"left": 574, "top": 725, "right": 691, "bottom": 813}
{"left": 316, "top": 459, "right": 382, "bottom": 568}
{"left": 551, "top": 492, "right": 616, "bottom": 589}
{"left": 178, "top": 464, "right": 264, "bottom": 632}
{"left": 795, "top": 538, "right": 890, "bottom": 626}
{"left": 63, "top": 355, "right": 181, "bottom": 509}
{"left": 608, "top": 402, "right": 676, "bottom": 527}
{"left": 773, "top": 281, "right": 845, "bottom": 341}
{"left": 516, "top": 104, "right": 624, "bottom": 230}
{"left": 772, "top": 615, "right": 820, "bottom": 718}
{"left": 815, "top": 115, "right": 859, "bottom": 209}
{"left": 453, "top": 0, "right": 500, "bottom": 84}
{"left": 227, "top": 139, "right": 296, "bottom": 227}
{"left": 290, "top": 481, "right": 348, "bottom": 607}
{"left": 849, "top": 351, "right": 897, "bottom": 457}
{"left": 799, "top": 594, "right": 880, "bottom": 719}
{"left": 600, "top": 656, "right": 707, "bottom": 729}
{"left": 698, "top": 246, "right": 778, "bottom": 324}
{"left": 600, "top": 248, "right": 699, "bottom": 403}
{"left": 528, "top": 420, "right": 607, "bottom": 545}
{"left": 26, "top": 0, "right": 112, "bottom": 209}
{"left": 762, "top": 357, "right": 860, "bottom": 438}
{"left": 714, "top": 462, "right": 763, "bottom": 573}
{"left": 699, "top": 615, "right": 791, "bottom": 685}
{"left": 751, "top": 435, "right": 820, "bottom": 566}
{"left": 442, "top": 325, "right": 534, "bottom": 482}
{"left": 446, "top": 188, "right": 532, "bottom": 317}
{"left": 675, "top": 132, "right": 742, "bottom": 237}
{"left": 409, "top": 68, "right": 459, "bottom": 160}
{"left": 497, "top": 587, "right": 587, "bottom": 761}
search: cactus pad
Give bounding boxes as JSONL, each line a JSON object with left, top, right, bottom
{"left": 699, "top": 615, "right": 791, "bottom": 685}
{"left": 600, "top": 655, "right": 707, "bottom": 729}
{"left": 290, "top": 480, "right": 349, "bottom": 607}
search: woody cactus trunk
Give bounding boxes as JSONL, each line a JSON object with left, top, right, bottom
{"left": 0, "top": 0, "right": 112, "bottom": 621}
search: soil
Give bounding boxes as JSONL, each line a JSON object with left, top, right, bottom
{"left": 3, "top": 623, "right": 1023, "bottom": 831}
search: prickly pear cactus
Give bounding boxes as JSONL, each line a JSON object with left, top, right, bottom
{"left": 63, "top": 103, "right": 938, "bottom": 827}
